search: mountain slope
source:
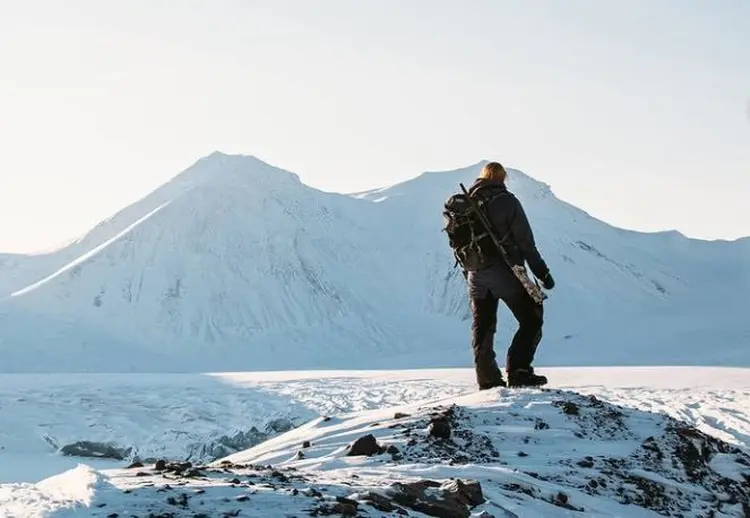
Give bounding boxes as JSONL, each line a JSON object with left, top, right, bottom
{"left": 358, "top": 163, "right": 750, "bottom": 366}
{"left": 1, "top": 154, "right": 420, "bottom": 371}
{"left": 0, "top": 153, "right": 747, "bottom": 372}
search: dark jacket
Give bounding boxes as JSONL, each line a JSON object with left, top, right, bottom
{"left": 466, "top": 178, "right": 549, "bottom": 299}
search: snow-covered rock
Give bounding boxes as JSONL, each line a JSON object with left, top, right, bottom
{"left": 1, "top": 367, "right": 749, "bottom": 486}
{"left": 6, "top": 387, "right": 748, "bottom": 517}
{"left": 0, "top": 152, "right": 748, "bottom": 372}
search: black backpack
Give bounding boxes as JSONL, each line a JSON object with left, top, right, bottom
{"left": 442, "top": 187, "right": 503, "bottom": 272}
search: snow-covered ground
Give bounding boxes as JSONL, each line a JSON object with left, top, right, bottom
{"left": 0, "top": 367, "right": 748, "bottom": 516}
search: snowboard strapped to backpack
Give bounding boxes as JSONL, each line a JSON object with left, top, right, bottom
{"left": 443, "top": 183, "right": 547, "bottom": 305}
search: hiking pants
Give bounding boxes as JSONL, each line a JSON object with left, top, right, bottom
{"left": 471, "top": 290, "right": 544, "bottom": 377}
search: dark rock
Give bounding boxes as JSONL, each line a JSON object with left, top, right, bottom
{"left": 534, "top": 420, "right": 550, "bottom": 430}
{"left": 517, "top": 452, "right": 529, "bottom": 458}
{"left": 184, "top": 468, "right": 203, "bottom": 478}
{"left": 304, "top": 488, "right": 323, "bottom": 498}
{"left": 389, "top": 480, "right": 475, "bottom": 518}
{"left": 236, "top": 495, "right": 249, "bottom": 502}
{"left": 414, "top": 499, "right": 470, "bottom": 518}
{"left": 387, "top": 445, "right": 401, "bottom": 455}
{"left": 347, "top": 434, "right": 382, "bottom": 456}
{"left": 502, "top": 483, "right": 535, "bottom": 498}
{"left": 302, "top": 440, "right": 312, "bottom": 449}
{"left": 332, "top": 502, "right": 358, "bottom": 516}
{"left": 162, "top": 461, "right": 192, "bottom": 475}
{"left": 394, "top": 412, "right": 411, "bottom": 419}
{"left": 441, "top": 479, "right": 485, "bottom": 507}
{"left": 357, "top": 491, "right": 395, "bottom": 512}
{"left": 266, "top": 418, "right": 296, "bottom": 434}
{"left": 577, "top": 457, "right": 594, "bottom": 469}
{"left": 561, "top": 402, "right": 580, "bottom": 416}
{"left": 155, "top": 460, "right": 167, "bottom": 471}
{"left": 428, "top": 418, "right": 451, "bottom": 440}
{"left": 641, "top": 437, "right": 664, "bottom": 460}
{"left": 59, "top": 441, "right": 132, "bottom": 461}
{"left": 127, "top": 461, "right": 144, "bottom": 469}
{"left": 388, "top": 481, "right": 425, "bottom": 506}
{"left": 166, "top": 493, "right": 189, "bottom": 507}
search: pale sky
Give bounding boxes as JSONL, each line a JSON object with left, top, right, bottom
{"left": 1, "top": 0, "right": 748, "bottom": 253}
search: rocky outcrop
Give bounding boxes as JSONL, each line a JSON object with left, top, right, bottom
{"left": 47, "top": 390, "right": 750, "bottom": 518}
{"left": 59, "top": 441, "right": 133, "bottom": 461}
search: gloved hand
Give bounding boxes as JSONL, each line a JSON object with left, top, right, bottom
{"left": 541, "top": 272, "right": 555, "bottom": 290}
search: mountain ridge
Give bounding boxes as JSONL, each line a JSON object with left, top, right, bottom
{"left": 0, "top": 152, "right": 747, "bottom": 372}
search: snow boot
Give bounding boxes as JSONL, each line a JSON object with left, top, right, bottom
{"left": 478, "top": 375, "right": 507, "bottom": 390}
{"left": 507, "top": 368, "right": 547, "bottom": 388}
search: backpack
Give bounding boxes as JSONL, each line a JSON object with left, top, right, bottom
{"left": 442, "top": 187, "right": 504, "bottom": 272}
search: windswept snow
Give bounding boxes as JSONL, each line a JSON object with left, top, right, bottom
{"left": 0, "top": 153, "right": 747, "bottom": 372}
{"left": 1, "top": 368, "right": 748, "bottom": 517}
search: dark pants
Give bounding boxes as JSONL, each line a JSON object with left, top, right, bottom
{"left": 471, "top": 290, "right": 543, "bottom": 384}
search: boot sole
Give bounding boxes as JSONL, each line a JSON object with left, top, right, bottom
{"left": 507, "top": 379, "right": 548, "bottom": 388}
{"left": 478, "top": 382, "right": 507, "bottom": 390}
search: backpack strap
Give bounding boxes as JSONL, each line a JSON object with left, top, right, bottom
{"left": 470, "top": 187, "right": 512, "bottom": 244}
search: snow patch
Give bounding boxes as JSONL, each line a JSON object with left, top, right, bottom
{"left": 35, "top": 464, "right": 106, "bottom": 507}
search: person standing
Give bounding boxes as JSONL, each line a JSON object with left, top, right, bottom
{"left": 463, "top": 162, "right": 555, "bottom": 389}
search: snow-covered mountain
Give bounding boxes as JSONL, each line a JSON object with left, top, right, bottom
{"left": 0, "top": 152, "right": 747, "bottom": 372}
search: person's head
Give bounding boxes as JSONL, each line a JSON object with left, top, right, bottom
{"left": 479, "top": 162, "right": 507, "bottom": 183}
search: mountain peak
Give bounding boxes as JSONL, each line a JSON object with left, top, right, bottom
{"left": 355, "top": 159, "right": 553, "bottom": 206}
{"left": 172, "top": 152, "right": 302, "bottom": 190}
